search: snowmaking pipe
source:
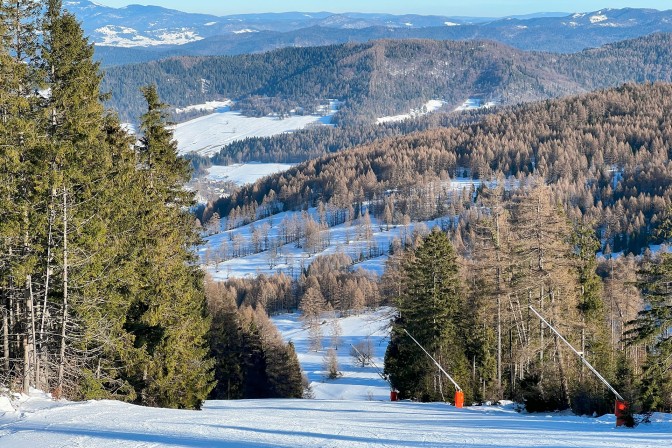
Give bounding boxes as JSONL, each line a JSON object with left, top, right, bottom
{"left": 350, "top": 343, "right": 390, "bottom": 386}
{"left": 528, "top": 305, "right": 624, "bottom": 401}
{"left": 403, "top": 329, "right": 462, "bottom": 392}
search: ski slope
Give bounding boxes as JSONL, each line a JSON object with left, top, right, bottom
{"left": 1, "top": 389, "right": 670, "bottom": 447}
{"left": 1, "top": 308, "right": 671, "bottom": 447}
{"left": 273, "top": 307, "right": 394, "bottom": 401}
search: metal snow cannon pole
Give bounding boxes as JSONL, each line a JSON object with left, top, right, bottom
{"left": 403, "top": 329, "right": 464, "bottom": 408}
{"left": 349, "top": 343, "right": 398, "bottom": 401}
{"left": 528, "top": 306, "right": 630, "bottom": 427}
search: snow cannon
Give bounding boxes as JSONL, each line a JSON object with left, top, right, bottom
{"left": 454, "top": 390, "right": 464, "bottom": 408}
{"left": 402, "top": 329, "right": 464, "bottom": 409}
{"left": 528, "top": 306, "right": 631, "bottom": 428}
{"left": 615, "top": 400, "right": 630, "bottom": 427}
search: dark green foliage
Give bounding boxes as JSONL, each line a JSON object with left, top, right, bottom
{"left": 103, "top": 33, "right": 672, "bottom": 124}
{"left": 120, "top": 86, "right": 214, "bottom": 409}
{"left": 1, "top": 2, "right": 214, "bottom": 409}
{"left": 206, "top": 281, "right": 305, "bottom": 400}
{"left": 384, "top": 229, "right": 471, "bottom": 401}
{"left": 628, "top": 253, "right": 672, "bottom": 412}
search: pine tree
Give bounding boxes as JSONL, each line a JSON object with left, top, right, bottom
{"left": 384, "top": 228, "right": 470, "bottom": 401}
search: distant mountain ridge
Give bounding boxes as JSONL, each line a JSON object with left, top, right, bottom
{"left": 63, "top": 3, "right": 672, "bottom": 65}
{"left": 102, "top": 33, "right": 672, "bottom": 123}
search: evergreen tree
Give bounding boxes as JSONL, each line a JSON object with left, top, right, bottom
{"left": 629, "top": 253, "right": 672, "bottom": 411}
{"left": 125, "top": 85, "right": 214, "bottom": 409}
{"left": 571, "top": 223, "right": 614, "bottom": 415}
{"left": 384, "top": 228, "right": 470, "bottom": 401}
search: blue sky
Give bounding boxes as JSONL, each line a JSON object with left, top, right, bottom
{"left": 94, "top": 1, "right": 672, "bottom": 16}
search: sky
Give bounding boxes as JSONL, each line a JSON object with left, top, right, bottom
{"left": 93, "top": 1, "right": 672, "bottom": 17}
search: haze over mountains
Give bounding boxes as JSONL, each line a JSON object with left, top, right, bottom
{"left": 63, "top": 2, "right": 672, "bottom": 65}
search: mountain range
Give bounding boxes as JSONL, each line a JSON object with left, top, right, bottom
{"left": 102, "top": 33, "right": 672, "bottom": 123}
{"left": 62, "top": 2, "right": 672, "bottom": 65}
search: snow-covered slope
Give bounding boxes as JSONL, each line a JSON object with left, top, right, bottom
{"left": 273, "top": 307, "right": 394, "bottom": 401}
{"left": 1, "top": 386, "right": 671, "bottom": 447}
{"left": 174, "top": 107, "right": 335, "bottom": 157}
{"left": 2, "top": 307, "right": 671, "bottom": 447}
{"left": 206, "top": 163, "right": 295, "bottom": 186}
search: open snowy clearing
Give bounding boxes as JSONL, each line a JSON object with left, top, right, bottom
{"left": 377, "top": 100, "right": 446, "bottom": 124}
{"left": 201, "top": 177, "right": 488, "bottom": 280}
{"left": 174, "top": 103, "right": 337, "bottom": 157}
{"left": 453, "top": 98, "right": 497, "bottom": 112}
{"left": 206, "top": 163, "right": 294, "bottom": 186}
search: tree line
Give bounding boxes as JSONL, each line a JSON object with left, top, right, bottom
{"left": 0, "top": 1, "right": 212, "bottom": 409}
{"left": 102, "top": 33, "right": 672, "bottom": 124}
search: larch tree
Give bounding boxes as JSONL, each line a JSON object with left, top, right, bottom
{"left": 507, "top": 183, "right": 580, "bottom": 411}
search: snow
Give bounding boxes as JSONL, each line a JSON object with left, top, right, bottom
{"left": 202, "top": 193, "right": 476, "bottom": 281}
{"left": 273, "top": 307, "right": 394, "bottom": 401}
{"left": 206, "top": 163, "right": 294, "bottom": 185}
{"left": 454, "top": 97, "right": 497, "bottom": 112}
{"left": 94, "top": 25, "right": 204, "bottom": 47}
{"left": 232, "top": 29, "right": 259, "bottom": 34}
{"left": 376, "top": 99, "right": 445, "bottom": 124}
{"left": 590, "top": 14, "right": 608, "bottom": 23}
{"left": 174, "top": 102, "right": 338, "bottom": 157}
{"left": 444, "top": 21, "right": 460, "bottom": 26}
{"left": 174, "top": 100, "right": 233, "bottom": 114}
{"left": 2, "top": 310, "right": 672, "bottom": 447}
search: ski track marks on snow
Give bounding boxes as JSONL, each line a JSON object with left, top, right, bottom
{"left": 1, "top": 309, "right": 671, "bottom": 447}
{"left": 1, "top": 392, "right": 671, "bottom": 447}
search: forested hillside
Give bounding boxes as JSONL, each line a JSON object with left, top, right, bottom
{"left": 82, "top": 7, "right": 672, "bottom": 67}
{"left": 199, "top": 83, "right": 672, "bottom": 412}
{"left": 208, "top": 82, "right": 672, "bottom": 256}
{"left": 103, "top": 33, "right": 672, "bottom": 123}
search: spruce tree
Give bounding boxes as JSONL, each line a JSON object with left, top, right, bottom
{"left": 629, "top": 253, "right": 672, "bottom": 411}
{"left": 126, "top": 85, "right": 214, "bottom": 409}
{"left": 384, "top": 228, "right": 470, "bottom": 401}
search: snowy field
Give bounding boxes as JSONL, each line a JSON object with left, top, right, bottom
{"left": 201, "top": 210, "right": 456, "bottom": 280}
{"left": 453, "top": 98, "right": 497, "bottom": 112}
{"left": 206, "top": 163, "right": 294, "bottom": 185}
{"left": 2, "top": 308, "right": 671, "bottom": 447}
{"left": 174, "top": 103, "right": 337, "bottom": 157}
{"left": 200, "top": 177, "right": 493, "bottom": 280}
{"left": 377, "top": 99, "right": 446, "bottom": 124}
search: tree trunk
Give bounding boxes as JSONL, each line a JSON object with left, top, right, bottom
{"left": 57, "top": 188, "right": 68, "bottom": 393}
{"left": 3, "top": 303, "right": 9, "bottom": 373}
